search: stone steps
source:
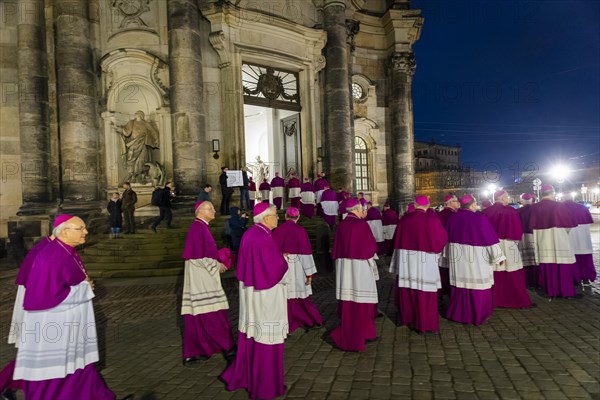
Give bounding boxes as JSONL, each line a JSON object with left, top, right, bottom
{"left": 81, "top": 207, "right": 333, "bottom": 278}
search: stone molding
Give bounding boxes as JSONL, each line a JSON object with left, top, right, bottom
{"left": 208, "top": 30, "right": 230, "bottom": 68}
{"left": 346, "top": 19, "right": 360, "bottom": 52}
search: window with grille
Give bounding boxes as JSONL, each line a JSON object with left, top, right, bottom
{"left": 354, "top": 137, "right": 369, "bottom": 191}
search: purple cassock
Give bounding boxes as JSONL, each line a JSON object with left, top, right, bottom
{"left": 181, "top": 218, "right": 234, "bottom": 361}
{"left": 483, "top": 203, "right": 532, "bottom": 308}
{"left": 300, "top": 181, "right": 315, "bottom": 218}
{"left": 287, "top": 177, "right": 302, "bottom": 208}
{"left": 0, "top": 237, "right": 53, "bottom": 394}
{"left": 517, "top": 204, "right": 538, "bottom": 288}
{"left": 366, "top": 207, "right": 386, "bottom": 255}
{"left": 330, "top": 214, "right": 379, "bottom": 351}
{"left": 563, "top": 200, "right": 596, "bottom": 283}
{"left": 270, "top": 175, "right": 285, "bottom": 209}
{"left": 272, "top": 221, "right": 323, "bottom": 333}
{"left": 437, "top": 207, "right": 456, "bottom": 228}
{"left": 528, "top": 199, "right": 578, "bottom": 297}
{"left": 313, "top": 177, "right": 328, "bottom": 201}
{"left": 390, "top": 209, "right": 448, "bottom": 332}
{"left": 13, "top": 238, "right": 115, "bottom": 399}
{"left": 248, "top": 180, "right": 257, "bottom": 209}
{"left": 443, "top": 209, "right": 505, "bottom": 326}
{"left": 320, "top": 189, "right": 339, "bottom": 227}
{"left": 436, "top": 207, "right": 457, "bottom": 296}
{"left": 382, "top": 208, "right": 399, "bottom": 255}
{"left": 259, "top": 180, "right": 271, "bottom": 204}
{"left": 221, "top": 223, "right": 289, "bottom": 399}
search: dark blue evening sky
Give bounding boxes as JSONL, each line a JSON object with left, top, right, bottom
{"left": 411, "top": 0, "right": 600, "bottom": 185}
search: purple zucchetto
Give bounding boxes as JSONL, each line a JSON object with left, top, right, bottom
{"left": 286, "top": 207, "right": 300, "bottom": 218}
{"left": 345, "top": 198, "right": 360, "bottom": 210}
{"left": 53, "top": 214, "right": 74, "bottom": 228}
{"left": 253, "top": 202, "right": 271, "bottom": 217}
{"left": 493, "top": 190, "right": 507, "bottom": 200}
{"left": 444, "top": 194, "right": 456, "bottom": 203}
{"left": 460, "top": 194, "right": 475, "bottom": 205}
{"left": 520, "top": 193, "right": 534, "bottom": 201}
{"left": 415, "top": 195, "right": 429, "bottom": 206}
{"left": 481, "top": 200, "right": 492, "bottom": 209}
{"left": 541, "top": 184, "right": 555, "bottom": 194}
{"left": 194, "top": 201, "right": 204, "bottom": 212}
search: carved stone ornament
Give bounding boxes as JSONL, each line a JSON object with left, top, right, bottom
{"left": 208, "top": 30, "right": 230, "bottom": 68}
{"left": 284, "top": 121, "right": 297, "bottom": 137}
{"left": 313, "top": 55, "right": 326, "bottom": 72}
{"left": 151, "top": 59, "right": 170, "bottom": 104}
{"left": 346, "top": 20, "right": 360, "bottom": 53}
{"left": 244, "top": 67, "right": 299, "bottom": 102}
{"left": 389, "top": 51, "right": 416, "bottom": 75}
{"left": 112, "top": 0, "right": 151, "bottom": 29}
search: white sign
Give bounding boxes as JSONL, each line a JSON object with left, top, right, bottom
{"left": 226, "top": 170, "right": 243, "bottom": 187}
{"left": 532, "top": 178, "right": 542, "bottom": 190}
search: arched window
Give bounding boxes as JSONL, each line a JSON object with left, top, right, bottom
{"left": 354, "top": 136, "right": 369, "bottom": 191}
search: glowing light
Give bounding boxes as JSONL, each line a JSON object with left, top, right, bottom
{"left": 482, "top": 190, "right": 489, "bottom": 197}
{"left": 550, "top": 164, "right": 570, "bottom": 182}
{"left": 556, "top": 192, "right": 563, "bottom": 200}
{"left": 488, "top": 184, "right": 497, "bottom": 193}
{"left": 594, "top": 187, "right": 600, "bottom": 195}
{"left": 570, "top": 191, "right": 577, "bottom": 199}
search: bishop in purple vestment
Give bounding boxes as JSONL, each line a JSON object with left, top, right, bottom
{"left": 381, "top": 202, "right": 398, "bottom": 256}
{"left": 0, "top": 235, "right": 53, "bottom": 397}
{"left": 483, "top": 191, "right": 532, "bottom": 308}
{"left": 390, "top": 196, "right": 448, "bottom": 333}
{"left": 300, "top": 178, "right": 316, "bottom": 218}
{"left": 563, "top": 200, "right": 596, "bottom": 283}
{"left": 286, "top": 172, "right": 302, "bottom": 208}
{"left": 320, "top": 187, "right": 339, "bottom": 227}
{"left": 270, "top": 172, "right": 285, "bottom": 209}
{"left": 273, "top": 207, "right": 323, "bottom": 333}
{"left": 528, "top": 185, "right": 578, "bottom": 298}
{"left": 517, "top": 193, "right": 539, "bottom": 288}
{"left": 259, "top": 179, "right": 271, "bottom": 204}
{"left": 366, "top": 203, "right": 386, "bottom": 255}
{"left": 330, "top": 199, "right": 379, "bottom": 351}
{"left": 13, "top": 215, "right": 127, "bottom": 400}
{"left": 181, "top": 201, "right": 235, "bottom": 364}
{"left": 443, "top": 195, "right": 506, "bottom": 326}
{"left": 221, "top": 203, "right": 289, "bottom": 399}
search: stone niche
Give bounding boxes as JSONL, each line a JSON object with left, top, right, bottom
{"left": 100, "top": 49, "right": 172, "bottom": 208}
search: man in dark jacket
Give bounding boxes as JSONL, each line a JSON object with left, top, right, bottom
{"left": 151, "top": 182, "right": 176, "bottom": 232}
{"left": 224, "top": 207, "right": 248, "bottom": 253}
{"left": 220, "top": 167, "right": 233, "bottom": 215}
{"left": 239, "top": 167, "right": 250, "bottom": 210}
{"left": 121, "top": 182, "right": 137, "bottom": 234}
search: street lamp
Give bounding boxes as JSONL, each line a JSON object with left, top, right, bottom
{"left": 570, "top": 191, "right": 577, "bottom": 200}
{"left": 549, "top": 164, "right": 570, "bottom": 193}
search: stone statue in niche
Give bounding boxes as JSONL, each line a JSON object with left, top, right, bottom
{"left": 112, "top": 110, "right": 160, "bottom": 184}
{"left": 251, "top": 155, "right": 269, "bottom": 186}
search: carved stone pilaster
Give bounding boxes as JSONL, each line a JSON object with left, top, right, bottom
{"left": 346, "top": 19, "right": 360, "bottom": 53}
{"left": 208, "top": 30, "right": 230, "bottom": 68}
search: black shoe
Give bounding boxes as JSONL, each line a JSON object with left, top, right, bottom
{"left": 151, "top": 226, "right": 157, "bottom": 233}
{"left": 183, "top": 356, "right": 208, "bottom": 366}
{"left": 376, "top": 311, "right": 385, "bottom": 319}
{"left": 2, "top": 389, "right": 16, "bottom": 400}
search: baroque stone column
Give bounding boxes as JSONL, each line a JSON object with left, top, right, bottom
{"left": 323, "top": 0, "right": 353, "bottom": 191}
{"left": 55, "top": 0, "right": 99, "bottom": 201}
{"left": 346, "top": 18, "right": 359, "bottom": 160}
{"left": 389, "top": 51, "right": 416, "bottom": 204}
{"left": 168, "top": 0, "right": 206, "bottom": 195}
{"left": 17, "top": 0, "right": 52, "bottom": 210}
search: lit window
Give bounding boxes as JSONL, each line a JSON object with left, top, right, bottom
{"left": 352, "top": 83, "right": 364, "bottom": 100}
{"left": 354, "top": 137, "right": 368, "bottom": 191}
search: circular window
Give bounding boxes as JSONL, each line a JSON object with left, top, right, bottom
{"left": 351, "top": 83, "right": 364, "bottom": 100}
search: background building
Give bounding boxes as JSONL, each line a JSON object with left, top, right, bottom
{"left": 0, "top": 0, "right": 423, "bottom": 246}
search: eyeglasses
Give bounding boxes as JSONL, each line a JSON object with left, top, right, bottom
{"left": 65, "top": 226, "right": 87, "bottom": 231}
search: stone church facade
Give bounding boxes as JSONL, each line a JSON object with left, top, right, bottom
{"left": 0, "top": 0, "right": 422, "bottom": 240}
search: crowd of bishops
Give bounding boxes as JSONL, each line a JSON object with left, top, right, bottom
{"left": 1, "top": 170, "right": 596, "bottom": 400}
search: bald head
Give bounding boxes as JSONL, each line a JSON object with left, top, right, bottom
{"left": 196, "top": 201, "right": 216, "bottom": 223}
{"left": 55, "top": 217, "right": 88, "bottom": 247}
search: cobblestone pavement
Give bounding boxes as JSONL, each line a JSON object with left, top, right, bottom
{"left": 1, "top": 224, "right": 599, "bottom": 399}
